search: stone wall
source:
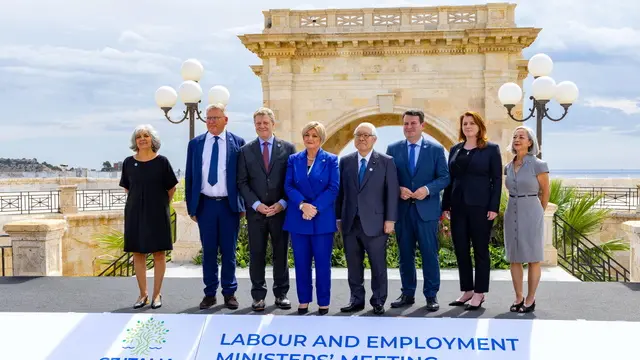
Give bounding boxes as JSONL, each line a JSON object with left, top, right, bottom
{"left": 62, "top": 211, "right": 124, "bottom": 276}
{"left": 0, "top": 177, "right": 121, "bottom": 192}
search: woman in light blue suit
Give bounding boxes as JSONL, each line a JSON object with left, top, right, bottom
{"left": 284, "top": 121, "right": 340, "bottom": 315}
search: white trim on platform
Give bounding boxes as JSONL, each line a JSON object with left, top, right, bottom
{"left": 149, "top": 264, "right": 579, "bottom": 282}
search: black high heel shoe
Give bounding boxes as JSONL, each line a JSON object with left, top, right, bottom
{"left": 465, "top": 295, "right": 485, "bottom": 311}
{"left": 318, "top": 307, "right": 329, "bottom": 315}
{"left": 519, "top": 300, "right": 536, "bottom": 313}
{"left": 509, "top": 298, "right": 524, "bottom": 312}
{"left": 133, "top": 295, "right": 149, "bottom": 309}
{"left": 449, "top": 295, "right": 472, "bottom": 306}
{"left": 298, "top": 305, "right": 309, "bottom": 315}
{"left": 151, "top": 295, "right": 162, "bottom": 309}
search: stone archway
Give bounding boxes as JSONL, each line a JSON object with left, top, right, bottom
{"left": 239, "top": 3, "right": 540, "bottom": 163}
{"left": 322, "top": 106, "right": 456, "bottom": 155}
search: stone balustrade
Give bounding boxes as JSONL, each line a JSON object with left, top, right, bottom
{"left": 622, "top": 220, "right": 640, "bottom": 282}
{"left": 262, "top": 3, "right": 515, "bottom": 34}
{"left": 171, "top": 201, "right": 201, "bottom": 264}
{"left": 543, "top": 203, "right": 558, "bottom": 266}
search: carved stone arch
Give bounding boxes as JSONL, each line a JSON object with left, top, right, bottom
{"left": 322, "top": 105, "right": 457, "bottom": 155}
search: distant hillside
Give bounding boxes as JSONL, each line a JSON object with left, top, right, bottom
{"left": 0, "top": 158, "right": 62, "bottom": 172}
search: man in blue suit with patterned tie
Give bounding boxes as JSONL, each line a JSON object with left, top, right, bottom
{"left": 185, "top": 103, "right": 246, "bottom": 310}
{"left": 386, "top": 110, "right": 450, "bottom": 312}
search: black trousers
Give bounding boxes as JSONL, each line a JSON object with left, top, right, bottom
{"left": 343, "top": 217, "right": 388, "bottom": 306}
{"left": 247, "top": 211, "right": 290, "bottom": 300}
{"left": 450, "top": 205, "right": 493, "bottom": 293}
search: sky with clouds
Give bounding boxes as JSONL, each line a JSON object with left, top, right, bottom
{"left": 0, "top": 0, "right": 638, "bottom": 172}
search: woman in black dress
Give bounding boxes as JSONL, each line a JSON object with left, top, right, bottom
{"left": 119, "top": 124, "right": 178, "bottom": 309}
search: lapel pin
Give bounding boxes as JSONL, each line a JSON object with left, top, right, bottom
{"left": 134, "top": 163, "right": 138, "bottom": 167}
{"left": 369, "top": 168, "right": 373, "bottom": 171}
{"left": 322, "top": 159, "right": 326, "bottom": 162}
{"left": 277, "top": 143, "right": 281, "bottom": 148}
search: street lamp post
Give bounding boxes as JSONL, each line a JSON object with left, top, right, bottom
{"left": 498, "top": 53, "right": 579, "bottom": 159}
{"left": 154, "top": 59, "right": 231, "bottom": 140}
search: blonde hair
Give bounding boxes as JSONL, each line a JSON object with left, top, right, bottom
{"left": 301, "top": 121, "right": 326, "bottom": 144}
{"left": 253, "top": 107, "right": 275, "bottom": 123}
{"left": 206, "top": 103, "right": 227, "bottom": 115}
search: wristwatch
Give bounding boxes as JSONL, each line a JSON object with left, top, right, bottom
{"left": 299, "top": 202, "right": 304, "bottom": 210}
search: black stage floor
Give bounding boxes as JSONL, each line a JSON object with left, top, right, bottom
{"left": 1, "top": 277, "right": 639, "bottom": 321}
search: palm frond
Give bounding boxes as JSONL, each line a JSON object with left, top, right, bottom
{"left": 562, "top": 193, "right": 611, "bottom": 236}
{"left": 549, "top": 179, "right": 576, "bottom": 215}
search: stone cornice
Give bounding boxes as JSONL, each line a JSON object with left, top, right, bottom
{"left": 250, "top": 65, "right": 264, "bottom": 76}
{"left": 238, "top": 27, "right": 541, "bottom": 58}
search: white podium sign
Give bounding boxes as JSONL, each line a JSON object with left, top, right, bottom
{"left": 0, "top": 312, "right": 205, "bottom": 360}
{"left": 0, "top": 312, "right": 637, "bottom": 360}
{"left": 197, "top": 315, "right": 637, "bottom": 360}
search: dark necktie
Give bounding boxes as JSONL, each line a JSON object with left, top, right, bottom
{"left": 358, "top": 158, "right": 367, "bottom": 184}
{"left": 208, "top": 136, "right": 219, "bottom": 186}
{"left": 262, "top": 142, "right": 270, "bottom": 170}
{"left": 409, "top": 143, "right": 417, "bottom": 175}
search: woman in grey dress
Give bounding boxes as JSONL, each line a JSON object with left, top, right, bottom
{"left": 503, "top": 126, "right": 550, "bottom": 313}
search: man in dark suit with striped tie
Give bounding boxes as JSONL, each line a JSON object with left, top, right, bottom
{"left": 336, "top": 122, "right": 399, "bottom": 315}
{"left": 237, "top": 107, "right": 296, "bottom": 311}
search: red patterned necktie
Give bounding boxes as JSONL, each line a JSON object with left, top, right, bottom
{"left": 263, "top": 142, "right": 270, "bottom": 170}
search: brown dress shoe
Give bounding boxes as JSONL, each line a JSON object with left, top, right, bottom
{"left": 199, "top": 296, "right": 217, "bottom": 309}
{"left": 224, "top": 295, "right": 239, "bottom": 310}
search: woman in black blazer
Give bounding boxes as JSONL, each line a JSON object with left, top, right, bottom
{"left": 442, "top": 111, "right": 502, "bottom": 310}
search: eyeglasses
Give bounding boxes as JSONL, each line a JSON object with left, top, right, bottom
{"left": 354, "top": 134, "right": 376, "bottom": 139}
{"left": 206, "top": 116, "right": 224, "bottom": 121}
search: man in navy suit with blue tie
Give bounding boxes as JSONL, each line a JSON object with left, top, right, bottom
{"left": 185, "top": 103, "right": 246, "bottom": 310}
{"left": 336, "top": 123, "right": 399, "bottom": 315}
{"left": 386, "top": 110, "right": 450, "bottom": 311}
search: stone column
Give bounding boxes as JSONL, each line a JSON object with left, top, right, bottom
{"left": 542, "top": 203, "right": 558, "bottom": 266}
{"left": 3, "top": 219, "right": 66, "bottom": 276}
{"left": 622, "top": 220, "right": 640, "bottom": 282}
{"left": 170, "top": 201, "right": 202, "bottom": 264}
{"left": 58, "top": 184, "right": 78, "bottom": 214}
{"left": 636, "top": 185, "right": 639, "bottom": 213}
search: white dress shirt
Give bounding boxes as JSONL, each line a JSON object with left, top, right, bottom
{"left": 201, "top": 130, "right": 228, "bottom": 197}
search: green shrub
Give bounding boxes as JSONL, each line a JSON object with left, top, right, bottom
{"left": 193, "top": 214, "right": 510, "bottom": 270}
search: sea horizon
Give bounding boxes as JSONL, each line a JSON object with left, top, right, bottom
{"left": 1, "top": 169, "right": 640, "bottom": 180}
{"left": 549, "top": 169, "right": 640, "bottom": 179}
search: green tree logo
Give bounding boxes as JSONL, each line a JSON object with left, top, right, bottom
{"left": 122, "top": 318, "right": 169, "bottom": 356}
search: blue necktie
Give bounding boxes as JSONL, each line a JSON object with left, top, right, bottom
{"left": 358, "top": 158, "right": 367, "bottom": 184}
{"left": 208, "top": 136, "right": 219, "bottom": 186}
{"left": 409, "top": 144, "right": 417, "bottom": 176}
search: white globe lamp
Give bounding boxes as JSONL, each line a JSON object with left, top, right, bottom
{"left": 180, "top": 59, "right": 204, "bottom": 82}
{"left": 528, "top": 53, "right": 553, "bottom": 78}
{"left": 498, "top": 82, "right": 523, "bottom": 106}
{"left": 531, "top": 76, "right": 556, "bottom": 101}
{"left": 554, "top": 81, "right": 579, "bottom": 105}
{"left": 178, "top": 80, "right": 203, "bottom": 104}
{"left": 155, "top": 86, "right": 178, "bottom": 109}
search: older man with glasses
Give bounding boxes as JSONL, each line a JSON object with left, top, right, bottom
{"left": 336, "top": 122, "right": 399, "bottom": 315}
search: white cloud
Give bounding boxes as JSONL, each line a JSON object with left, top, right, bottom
{"left": 0, "top": 45, "right": 181, "bottom": 75}
{"left": 212, "top": 23, "right": 264, "bottom": 40}
{"left": 118, "top": 30, "right": 168, "bottom": 51}
{"left": 583, "top": 97, "right": 640, "bottom": 115}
